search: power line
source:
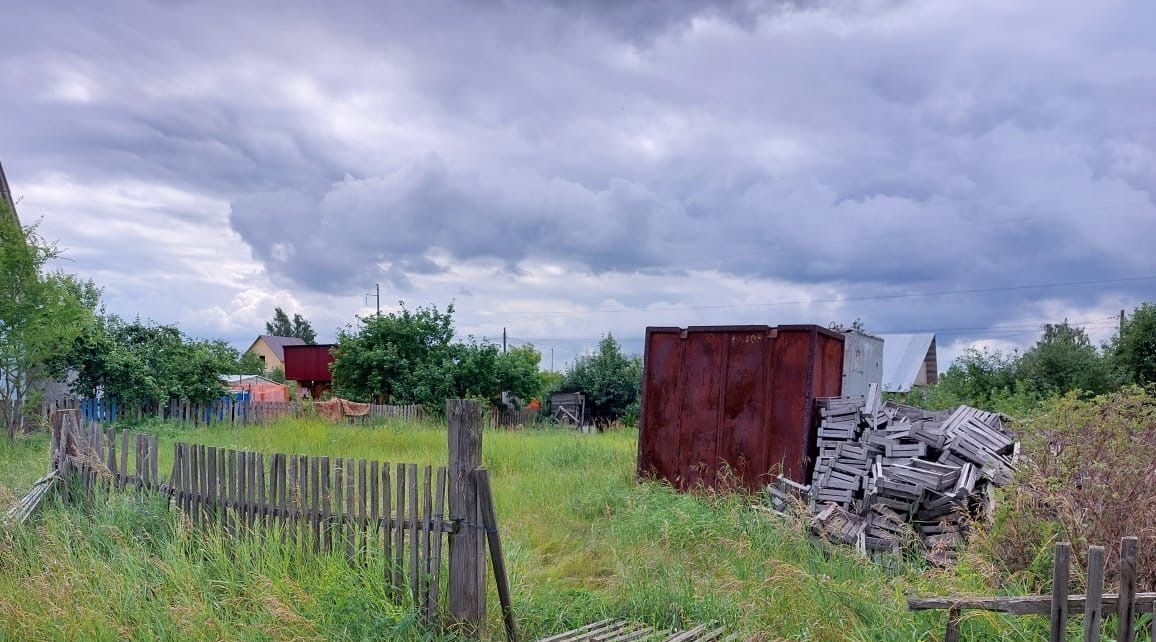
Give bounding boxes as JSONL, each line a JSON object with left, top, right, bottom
{"left": 491, "top": 275, "right": 1156, "bottom": 317}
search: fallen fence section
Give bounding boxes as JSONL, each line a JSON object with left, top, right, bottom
{"left": 909, "top": 538, "right": 1147, "bottom": 642}
{"left": 536, "top": 620, "right": 736, "bottom": 642}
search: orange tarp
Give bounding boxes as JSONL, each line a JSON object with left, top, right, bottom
{"left": 229, "top": 382, "right": 289, "bottom": 402}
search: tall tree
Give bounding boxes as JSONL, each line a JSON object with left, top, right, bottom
{"left": 0, "top": 211, "right": 99, "bottom": 437}
{"left": 265, "top": 307, "right": 316, "bottom": 344}
{"left": 558, "top": 335, "right": 643, "bottom": 422}
{"left": 1018, "top": 321, "right": 1112, "bottom": 396}
{"left": 1111, "top": 303, "right": 1156, "bottom": 386}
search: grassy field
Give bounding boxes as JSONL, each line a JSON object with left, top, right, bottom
{"left": 0, "top": 418, "right": 1070, "bottom": 641}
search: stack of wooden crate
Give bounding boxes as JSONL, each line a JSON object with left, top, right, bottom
{"left": 789, "top": 385, "right": 1017, "bottom": 561}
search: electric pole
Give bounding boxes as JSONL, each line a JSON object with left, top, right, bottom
{"left": 1120, "top": 308, "right": 1126, "bottom": 333}
{"left": 502, "top": 327, "right": 507, "bottom": 353}
{"left": 365, "top": 283, "right": 381, "bottom": 316}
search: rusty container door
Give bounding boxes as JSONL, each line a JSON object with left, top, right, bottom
{"left": 638, "top": 325, "right": 844, "bottom": 491}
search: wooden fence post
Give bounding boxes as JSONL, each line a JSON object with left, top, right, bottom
{"left": 447, "top": 399, "right": 484, "bottom": 634}
{"left": 1118, "top": 537, "right": 1138, "bottom": 642}
{"left": 1050, "top": 542, "right": 1070, "bottom": 642}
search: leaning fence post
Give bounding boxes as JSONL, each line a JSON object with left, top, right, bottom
{"left": 1118, "top": 537, "right": 1138, "bottom": 642}
{"left": 447, "top": 399, "right": 485, "bottom": 634}
{"left": 475, "top": 467, "right": 517, "bottom": 642}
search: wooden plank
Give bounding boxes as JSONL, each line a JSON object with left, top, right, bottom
{"left": 428, "top": 466, "right": 447, "bottom": 622}
{"left": 120, "top": 431, "right": 129, "bottom": 491}
{"left": 345, "top": 458, "right": 356, "bottom": 561}
{"left": 421, "top": 464, "right": 433, "bottom": 613}
{"left": 358, "top": 459, "right": 368, "bottom": 560}
{"left": 1085, "top": 545, "right": 1105, "bottom": 642}
{"left": 149, "top": 434, "right": 159, "bottom": 489}
{"left": 298, "top": 455, "right": 308, "bottom": 549}
{"left": 257, "top": 453, "right": 267, "bottom": 541}
{"left": 369, "top": 460, "right": 379, "bottom": 559}
{"left": 277, "top": 454, "right": 288, "bottom": 542}
{"left": 447, "top": 399, "right": 485, "bottom": 631}
{"left": 310, "top": 456, "right": 320, "bottom": 554}
{"left": 1119, "top": 537, "right": 1138, "bottom": 642}
{"left": 395, "top": 461, "right": 405, "bottom": 600}
{"left": 321, "top": 456, "right": 332, "bottom": 552}
{"left": 334, "top": 457, "right": 344, "bottom": 556}
{"left": 287, "top": 454, "right": 298, "bottom": 545}
{"left": 476, "top": 468, "right": 517, "bottom": 642}
{"left": 1050, "top": 542, "right": 1070, "bottom": 642}
{"left": 383, "top": 461, "right": 393, "bottom": 596}
{"left": 227, "top": 449, "right": 238, "bottom": 536}
{"left": 238, "top": 451, "right": 249, "bottom": 532}
{"left": 409, "top": 463, "right": 419, "bottom": 607}
{"left": 206, "top": 447, "right": 217, "bottom": 528}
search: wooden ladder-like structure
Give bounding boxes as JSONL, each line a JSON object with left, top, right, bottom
{"left": 537, "top": 620, "right": 738, "bottom": 642}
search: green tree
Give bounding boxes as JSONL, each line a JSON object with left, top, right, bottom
{"left": 496, "top": 344, "right": 544, "bottom": 403}
{"left": 330, "top": 303, "right": 457, "bottom": 405}
{"left": 265, "top": 307, "right": 317, "bottom": 344}
{"left": 0, "top": 213, "right": 99, "bottom": 437}
{"left": 236, "top": 350, "right": 267, "bottom": 375}
{"left": 558, "top": 335, "right": 642, "bottom": 423}
{"left": 1112, "top": 303, "right": 1156, "bottom": 386}
{"left": 932, "top": 347, "right": 1021, "bottom": 409}
{"left": 1018, "top": 322, "right": 1112, "bottom": 396}
{"left": 65, "top": 316, "right": 235, "bottom": 408}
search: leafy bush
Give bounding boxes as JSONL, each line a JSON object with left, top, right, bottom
{"left": 556, "top": 335, "right": 642, "bottom": 423}
{"left": 979, "top": 387, "right": 1156, "bottom": 591}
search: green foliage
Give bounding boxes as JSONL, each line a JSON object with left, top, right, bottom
{"left": 1017, "top": 322, "right": 1113, "bottom": 396}
{"left": 63, "top": 316, "right": 236, "bottom": 407}
{"left": 331, "top": 302, "right": 457, "bottom": 405}
{"left": 0, "top": 213, "right": 100, "bottom": 437}
{"left": 265, "top": 306, "right": 317, "bottom": 344}
{"left": 557, "top": 335, "right": 642, "bottom": 423}
{"left": 269, "top": 366, "right": 286, "bottom": 384}
{"left": 331, "top": 303, "right": 544, "bottom": 407}
{"left": 235, "top": 350, "right": 267, "bottom": 375}
{"left": 1111, "top": 303, "right": 1156, "bottom": 386}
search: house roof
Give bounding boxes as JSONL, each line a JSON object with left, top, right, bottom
{"left": 0, "top": 159, "right": 19, "bottom": 226}
{"left": 249, "top": 335, "right": 307, "bottom": 361}
{"left": 879, "top": 333, "right": 936, "bottom": 392}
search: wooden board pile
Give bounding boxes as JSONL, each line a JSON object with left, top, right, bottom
{"left": 770, "top": 384, "right": 1018, "bottom": 562}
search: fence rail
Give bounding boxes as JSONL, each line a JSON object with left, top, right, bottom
{"left": 910, "top": 538, "right": 1148, "bottom": 642}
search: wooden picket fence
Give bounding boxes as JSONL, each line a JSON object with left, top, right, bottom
{"left": 41, "top": 400, "right": 515, "bottom": 640}
{"left": 38, "top": 398, "right": 428, "bottom": 427}
{"left": 910, "top": 538, "right": 1152, "bottom": 642}
{"left": 168, "top": 444, "right": 451, "bottom": 620}
{"left": 487, "top": 405, "right": 546, "bottom": 430}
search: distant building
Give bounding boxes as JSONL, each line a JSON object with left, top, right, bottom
{"left": 245, "top": 335, "right": 306, "bottom": 372}
{"left": 0, "top": 159, "right": 18, "bottom": 225}
{"left": 840, "top": 330, "right": 884, "bottom": 397}
{"left": 283, "top": 344, "right": 335, "bottom": 399}
{"left": 879, "top": 333, "right": 938, "bottom": 392}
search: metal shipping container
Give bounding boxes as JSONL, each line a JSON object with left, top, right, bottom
{"left": 637, "top": 325, "right": 844, "bottom": 491}
{"left": 840, "top": 330, "right": 884, "bottom": 397}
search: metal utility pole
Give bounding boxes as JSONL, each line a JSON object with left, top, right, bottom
{"left": 550, "top": 348, "right": 554, "bottom": 371}
{"left": 365, "top": 283, "right": 381, "bottom": 316}
{"left": 1120, "top": 309, "right": 1126, "bottom": 333}
{"left": 502, "top": 327, "right": 507, "bottom": 353}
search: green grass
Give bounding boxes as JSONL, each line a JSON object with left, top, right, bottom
{"left": 0, "top": 419, "right": 1066, "bottom": 641}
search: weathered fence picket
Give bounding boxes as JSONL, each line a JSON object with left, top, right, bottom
{"left": 910, "top": 538, "right": 1149, "bottom": 642}
{"left": 45, "top": 398, "right": 427, "bottom": 427}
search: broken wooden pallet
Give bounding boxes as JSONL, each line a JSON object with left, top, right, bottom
{"left": 536, "top": 619, "right": 737, "bottom": 642}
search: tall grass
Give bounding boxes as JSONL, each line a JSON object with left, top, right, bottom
{"left": 0, "top": 419, "right": 1085, "bottom": 641}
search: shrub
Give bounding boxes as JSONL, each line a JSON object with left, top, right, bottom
{"left": 980, "top": 387, "right": 1156, "bottom": 591}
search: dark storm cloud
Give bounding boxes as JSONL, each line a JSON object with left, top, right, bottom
{"left": 1, "top": 0, "right": 1154, "bottom": 354}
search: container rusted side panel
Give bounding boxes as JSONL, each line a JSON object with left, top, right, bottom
{"left": 638, "top": 329, "right": 685, "bottom": 483}
{"left": 718, "top": 329, "right": 773, "bottom": 488}
{"left": 638, "top": 324, "right": 844, "bottom": 492}
{"left": 283, "top": 344, "right": 335, "bottom": 382}
{"left": 676, "top": 331, "right": 726, "bottom": 488}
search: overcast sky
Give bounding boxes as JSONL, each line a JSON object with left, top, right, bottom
{"left": 2, "top": 0, "right": 1154, "bottom": 370}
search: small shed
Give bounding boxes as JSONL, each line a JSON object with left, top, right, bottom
{"left": 879, "top": 333, "right": 938, "bottom": 392}
{"left": 283, "top": 344, "right": 335, "bottom": 399}
{"left": 840, "top": 330, "right": 884, "bottom": 397}
{"left": 638, "top": 324, "right": 845, "bottom": 491}
{"left": 549, "top": 392, "right": 586, "bottom": 425}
